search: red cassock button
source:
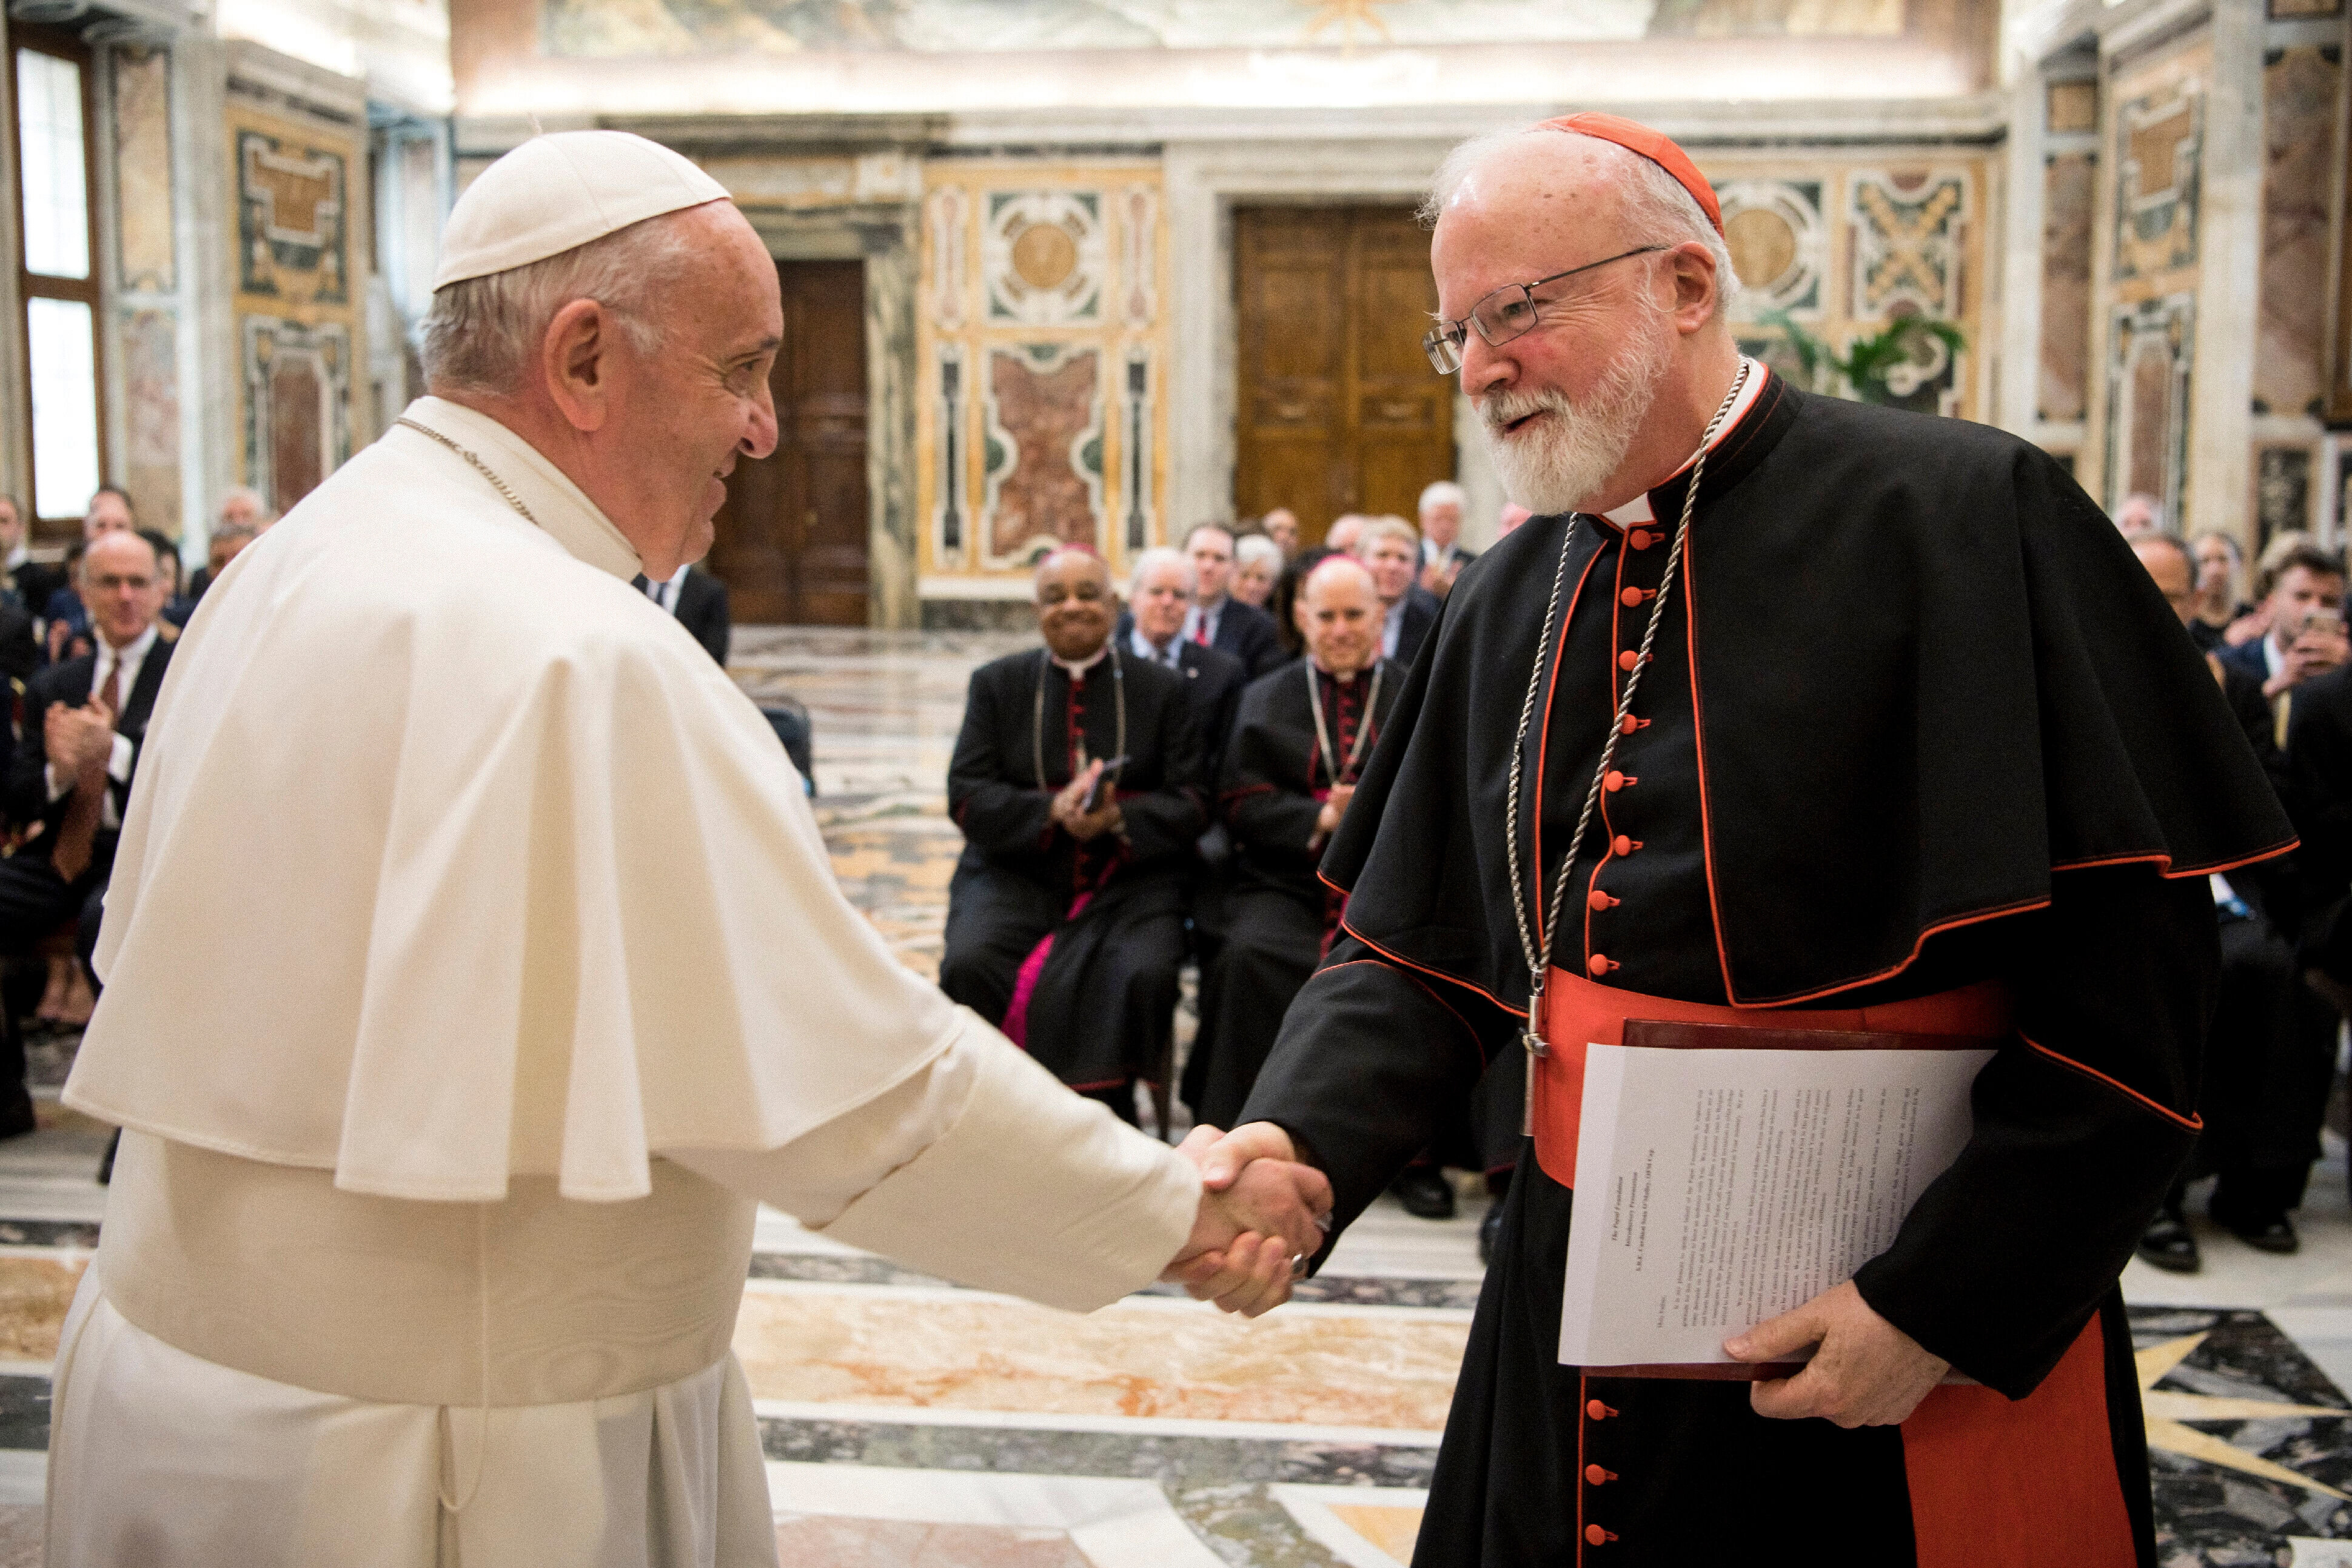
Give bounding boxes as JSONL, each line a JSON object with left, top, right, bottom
{"left": 1586, "top": 1525, "right": 1619, "bottom": 1545}
{"left": 1616, "top": 649, "right": 1640, "bottom": 671}
{"left": 1612, "top": 835, "right": 1635, "bottom": 856}
{"left": 1629, "top": 530, "right": 1655, "bottom": 550}
{"left": 1619, "top": 715, "right": 1643, "bottom": 735}
{"left": 1604, "top": 770, "right": 1631, "bottom": 792}
{"left": 1619, "top": 586, "right": 1644, "bottom": 607}
{"left": 1587, "top": 953, "right": 1614, "bottom": 977}
{"left": 1584, "top": 1465, "right": 1617, "bottom": 1486}
{"left": 1587, "top": 889, "right": 1615, "bottom": 911}
{"left": 1586, "top": 1399, "right": 1618, "bottom": 1420}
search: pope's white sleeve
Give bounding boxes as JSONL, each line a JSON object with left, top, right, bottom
{"left": 664, "top": 1006, "right": 1201, "bottom": 1314}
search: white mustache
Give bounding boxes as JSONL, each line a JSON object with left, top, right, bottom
{"left": 1478, "top": 388, "right": 1572, "bottom": 435}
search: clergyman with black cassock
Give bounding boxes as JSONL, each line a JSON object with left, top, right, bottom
{"left": 940, "top": 548, "right": 1208, "bottom": 1122}
{"left": 1187, "top": 554, "right": 1399, "bottom": 1130}
{"left": 1169, "top": 116, "right": 2294, "bottom": 1566}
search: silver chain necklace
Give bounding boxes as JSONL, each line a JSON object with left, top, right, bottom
{"left": 1305, "top": 659, "right": 1384, "bottom": 788}
{"left": 396, "top": 417, "right": 543, "bottom": 529}
{"left": 1503, "top": 361, "right": 1751, "bottom": 1094}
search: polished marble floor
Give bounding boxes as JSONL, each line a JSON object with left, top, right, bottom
{"left": 4, "top": 627, "right": 2352, "bottom": 1564}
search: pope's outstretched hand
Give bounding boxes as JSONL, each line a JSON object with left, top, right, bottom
{"left": 1158, "top": 1122, "right": 1327, "bottom": 1317}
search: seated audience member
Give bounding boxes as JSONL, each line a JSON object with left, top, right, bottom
{"left": 0, "top": 494, "right": 29, "bottom": 608}
{"left": 940, "top": 547, "right": 1207, "bottom": 1124}
{"left": 2112, "top": 491, "right": 2164, "bottom": 539}
{"left": 0, "top": 531, "right": 175, "bottom": 1128}
{"left": 1261, "top": 508, "right": 1301, "bottom": 560}
{"left": 2226, "top": 531, "right": 2325, "bottom": 650}
{"left": 2217, "top": 542, "right": 2347, "bottom": 722}
{"left": 141, "top": 530, "right": 195, "bottom": 629}
{"left": 43, "top": 547, "right": 90, "bottom": 665}
{"left": 187, "top": 490, "right": 273, "bottom": 602}
{"left": 1268, "top": 547, "right": 1335, "bottom": 662}
{"left": 1416, "top": 481, "right": 1477, "bottom": 598}
{"left": 1231, "top": 534, "right": 1282, "bottom": 612}
{"left": 1178, "top": 522, "right": 1283, "bottom": 677}
{"left": 2131, "top": 534, "right": 2336, "bottom": 1269}
{"left": 637, "top": 561, "right": 731, "bottom": 666}
{"left": 44, "top": 490, "right": 137, "bottom": 652}
{"left": 1187, "top": 554, "right": 1398, "bottom": 1131}
{"left": 1359, "top": 515, "right": 1441, "bottom": 668}
{"left": 1125, "top": 548, "right": 1246, "bottom": 785}
{"left": 2191, "top": 530, "right": 2251, "bottom": 653}
{"left": 1324, "top": 514, "right": 1369, "bottom": 555}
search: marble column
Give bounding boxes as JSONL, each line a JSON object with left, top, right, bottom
{"left": 2188, "top": 0, "right": 2262, "bottom": 541}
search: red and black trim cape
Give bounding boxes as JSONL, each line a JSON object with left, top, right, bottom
{"left": 1239, "top": 374, "right": 2296, "bottom": 1567}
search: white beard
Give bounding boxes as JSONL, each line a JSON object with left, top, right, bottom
{"left": 1476, "top": 317, "right": 1674, "bottom": 515}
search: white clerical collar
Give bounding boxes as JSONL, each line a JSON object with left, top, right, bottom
{"left": 1050, "top": 644, "right": 1110, "bottom": 677}
{"left": 392, "top": 395, "right": 643, "bottom": 582}
{"left": 1600, "top": 357, "right": 1769, "bottom": 529}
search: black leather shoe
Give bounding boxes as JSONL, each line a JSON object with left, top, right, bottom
{"left": 1479, "top": 1204, "right": 1504, "bottom": 1265}
{"left": 2136, "top": 1211, "right": 2200, "bottom": 1273}
{"left": 2222, "top": 1212, "right": 2300, "bottom": 1255}
{"left": 1392, "top": 1167, "right": 1457, "bottom": 1220}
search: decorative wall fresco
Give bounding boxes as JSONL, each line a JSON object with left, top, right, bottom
{"left": 1848, "top": 170, "right": 1966, "bottom": 319}
{"left": 227, "top": 101, "right": 364, "bottom": 515}
{"left": 2256, "top": 45, "right": 2340, "bottom": 418}
{"left": 1712, "top": 153, "right": 1990, "bottom": 420}
{"left": 918, "top": 162, "right": 1167, "bottom": 591}
{"left": 1717, "top": 179, "right": 1824, "bottom": 321}
{"left": 119, "top": 309, "right": 181, "bottom": 538}
{"left": 2040, "top": 151, "right": 2095, "bottom": 425}
{"left": 538, "top": 0, "right": 1911, "bottom": 59}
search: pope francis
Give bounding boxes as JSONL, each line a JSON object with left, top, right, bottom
{"left": 42, "top": 132, "right": 1327, "bottom": 1567}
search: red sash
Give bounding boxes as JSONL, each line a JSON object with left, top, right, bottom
{"left": 1530, "top": 968, "right": 2014, "bottom": 1189}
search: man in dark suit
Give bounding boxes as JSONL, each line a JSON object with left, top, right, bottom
{"left": 2216, "top": 541, "right": 2344, "bottom": 702}
{"left": 1181, "top": 523, "right": 1284, "bottom": 677}
{"left": 0, "top": 531, "right": 175, "bottom": 1134}
{"left": 1360, "top": 515, "right": 1441, "bottom": 669}
{"left": 1416, "top": 481, "right": 1479, "bottom": 599}
{"left": 640, "top": 562, "right": 731, "bottom": 666}
{"left": 1123, "top": 548, "right": 1246, "bottom": 782}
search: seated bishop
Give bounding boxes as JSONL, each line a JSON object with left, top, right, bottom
{"left": 941, "top": 547, "right": 1208, "bottom": 1123}
{"left": 1187, "top": 555, "right": 1399, "bottom": 1131}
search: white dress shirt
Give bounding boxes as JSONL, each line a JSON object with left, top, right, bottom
{"left": 644, "top": 565, "right": 688, "bottom": 615}
{"left": 1179, "top": 598, "right": 1227, "bottom": 648}
{"left": 46, "top": 621, "right": 158, "bottom": 827}
{"left": 1128, "top": 626, "right": 1182, "bottom": 668}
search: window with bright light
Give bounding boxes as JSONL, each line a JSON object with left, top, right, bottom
{"left": 11, "top": 34, "right": 105, "bottom": 531}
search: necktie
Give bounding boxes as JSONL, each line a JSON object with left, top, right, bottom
{"left": 1192, "top": 614, "right": 1211, "bottom": 647}
{"left": 53, "top": 658, "right": 120, "bottom": 883}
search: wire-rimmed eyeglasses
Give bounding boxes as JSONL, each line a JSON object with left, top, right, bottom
{"left": 1421, "top": 245, "right": 1668, "bottom": 374}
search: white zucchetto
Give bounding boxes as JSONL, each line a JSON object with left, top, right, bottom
{"left": 432, "top": 130, "right": 729, "bottom": 290}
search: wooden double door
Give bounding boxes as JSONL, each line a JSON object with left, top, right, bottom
{"left": 710, "top": 259, "right": 869, "bottom": 625}
{"left": 1233, "top": 206, "right": 1455, "bottom": 544}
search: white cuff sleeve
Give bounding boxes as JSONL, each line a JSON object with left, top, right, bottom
{"left": 672, "top": 1007, "right": 1199, "bottom": 1315}
{"left": 43, "top": 763, "right": 65, "bottom": 803}
{"left": 107, "top": 732, "right": 132, "bottom": 784}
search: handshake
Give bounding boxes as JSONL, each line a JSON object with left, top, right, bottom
{"left": 1158, "top": 1122, "right": 1332, "bottom": 1318}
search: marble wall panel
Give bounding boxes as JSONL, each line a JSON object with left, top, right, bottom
{"left": 2107, "top": 295, "right": 2194, "bottom": 517}
{"left": 112, "top": 47, "right": 173, "bottom": 293}
{"left": 242, "top": 317, "right": 350, "bottom": 514}
{"left": 2257, "top": 443, "right": 2317, "bottom": 548}
{"left": 918, "top": 162, "right": 1168, "bottom": 597}
{"left": 235, "top": 124, "right": 349, "bottom": 309}
{"left": 1717, "top": 179, "right": 1824, "bottom": 323}
{"left": 2112, "top": 75, "right": 2203, "bottom": 288}
{"left": 2041, "top": 152, "right": 2096, "bottom": 424}
{"left": 2256, "top": 45, "right": 2341, "bottom": 418}
{"left": 982, "top": 344, "right": 1103, "bottom": 565}
{"left": 120, "top": 308, "right": 181, "bottom": 537}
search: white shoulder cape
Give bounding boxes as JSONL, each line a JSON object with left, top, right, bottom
{"left": 64, "top": 398, "right": 959, "bottom": 1202}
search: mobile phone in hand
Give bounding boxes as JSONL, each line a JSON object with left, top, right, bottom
{"left": 1085, "top": 756, "right": 1130, "bottom": 811}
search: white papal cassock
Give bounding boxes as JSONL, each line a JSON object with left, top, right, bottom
{"left": 44, "top": 396, "right": 1202, "bottom": 1567}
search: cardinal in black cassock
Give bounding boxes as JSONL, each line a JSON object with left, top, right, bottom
{"left": 1188, "top": 556, "right": 1401, "bottom": 1130}
{"left": 1202, "top": 115, "right": 2296, "bottom": 1568}
{"left": 942, "top": 548, "right": 1208, "bottom": 1119}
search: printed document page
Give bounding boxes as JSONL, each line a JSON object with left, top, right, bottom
{"left": 1558, "top": 1042, "right": 1994, "bottom": 1369}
